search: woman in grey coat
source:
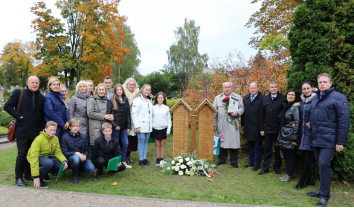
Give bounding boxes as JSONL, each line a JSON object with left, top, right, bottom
{"left": 87, "top": 83, "right": 113, "bottom": 146}
{"left": 69, "top": 81, "right": 90, "bottom": 136}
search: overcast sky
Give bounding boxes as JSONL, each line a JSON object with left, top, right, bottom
{"left": 0, "top": 0, "right": 261, "bottom": 75}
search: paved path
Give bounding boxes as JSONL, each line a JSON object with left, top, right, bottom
{"left": 0, "top": 185, "right": 255, "bottom": 207}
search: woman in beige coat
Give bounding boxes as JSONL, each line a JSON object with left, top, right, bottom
{"left": 122, "top": 78, "right": 140, "bottom": 163}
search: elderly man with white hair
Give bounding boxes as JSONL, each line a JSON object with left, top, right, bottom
{"left": 213, "top": 82, "right": 245, "bottom": 168}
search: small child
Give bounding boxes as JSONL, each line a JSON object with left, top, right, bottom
{"left": 61, "top": 118, "right": 95, "bottom": 184}
{"left": 91, "top": 122, "right": 126, "bottom": 180}
{"left": 27, "top": 121, "right": 68, "bottom": 189}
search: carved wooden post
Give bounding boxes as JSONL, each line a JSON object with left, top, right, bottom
{"left": 189, "top": 111, "right": 197, "bottom": 154}
{"left": 194, "top": 99, "right": 217, "bottom": 160}
{"left": 170, "top": 99, "right": 193, "bottom": 157}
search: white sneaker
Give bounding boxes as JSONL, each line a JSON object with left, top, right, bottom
{"left": 123, "top": 162, "right": 132, "bottom": 169}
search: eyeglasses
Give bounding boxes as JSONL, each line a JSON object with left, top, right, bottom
{"left": 287, "top": 94, "right": 296, "bottom": 97}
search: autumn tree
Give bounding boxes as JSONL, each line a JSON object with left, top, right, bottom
{"left": 246, "top": 0, "right": 305, "bottom": 48}
{"left": 31, "top": 0, "right": 129, "bottom": 89}
{"left": 111, "top": 23, "right": 140, "bottom": 84}
{"left": 0, "top": 40, "right": 37, "bottom": 87}
{"left": 166, "top": 18, "right": 208, "bottom": 76}
{"left": 288, "top": 0, "right": 354, "bottom": 181}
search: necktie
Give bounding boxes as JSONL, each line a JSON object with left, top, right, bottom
{"left": 272, "top": 96, "right": 275, "bottom": 100}
{"left": 251, "top": 95, "right": 254, "bottom": 102}
{"left": 32, "top": 93, "right": 35, "bottom": 109}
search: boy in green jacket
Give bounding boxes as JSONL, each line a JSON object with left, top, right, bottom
{"left": 27, "top": 121, "right": 68, "bottom": 188}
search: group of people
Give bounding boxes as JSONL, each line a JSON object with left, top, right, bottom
{"left": 4, "top": 73, "right": 350, "bottom": 207}
{"left": 4, "top": 76, "right": 171, "bottom": 188}
{"left": 214, "top": 73, "right": 350, "bottom": 207}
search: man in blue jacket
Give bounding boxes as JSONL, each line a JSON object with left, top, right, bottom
{"left": 307, "top": 73, "right": 350, "bottom": 207}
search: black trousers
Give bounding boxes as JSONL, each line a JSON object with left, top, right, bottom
{"left": 313, "top": 147, "right": 335, "bottom": 200}
{"left": 262, "top": 133, "right": 282, "bottom": 171}
{"left": 282, "top": 149, "right": 296, "bottom": 176}
{"left": 218, "top": 148, "right": 239, "bottom": 165}
{"left": 96, "top": 156, "right": 126, "bottom": 175}
{"left": 297, "top": 151, "right": 315, "bottom": 186}
{"left": 15, "top": 139, "right": 34, "bottom": 179}
{"left": 247, "top": 141, "right": 262, "bottom": 167}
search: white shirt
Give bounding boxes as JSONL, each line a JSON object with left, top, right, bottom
{"left": 152, "top": 104, "right": 172, "bottom": 134}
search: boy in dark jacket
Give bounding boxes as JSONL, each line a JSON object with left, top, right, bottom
{"left": 61, "top": 118, "right": 95, "bottom": 184}
{"left": 91, "top": 123, "right": 126, "bottom": 180}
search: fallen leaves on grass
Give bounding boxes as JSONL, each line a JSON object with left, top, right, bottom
{"left": 4, "top": 178, "right": 9, "bottom": 181}
{"left": 207, "top": 179, "right": 213, "bottom": 182}
{"left": 207, "top": 173, "right": 216, "bottom": 177}
{"left": 111, "top": 181, "right": 118, "bottom": 186}
{"left": 342, "top": 181, "right": 350, "bottom": 186}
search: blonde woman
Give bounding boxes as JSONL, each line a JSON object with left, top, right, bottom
{"left": 44, "top": 77, "right": 70, "bottom": 141}
{"left": 60, "top": 85, "right": 70, "bottom": 111}
{"left": 87, "top": 83, "right": 113, "bottom": 146}
{"left": 69, "top": 81, "right": 90, "bottom": 136}
{"left": 132, "top": 84, "right": 153, "bottom": 167}
{"left": 122, "top": 78, "right": 140, "bottom": 163}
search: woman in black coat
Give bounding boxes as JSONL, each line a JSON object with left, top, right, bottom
{"left": 277, "top": 89, "right": 300, "bottom": 182}
{"left": 106, "top": 84, "right": 131, "bottom": 168}
{"left": 241, "top": 82, "right": 264, "bottom": 171}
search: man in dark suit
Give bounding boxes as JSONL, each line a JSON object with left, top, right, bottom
{"left": 4, "top": 76, "right": 45, "bottom": 187}
{"left": 306, "top": 73, "right": 350, "bottom": 207}
{"left": 241, "top": 82, "right": 263, "bottom": 171}
{"left": 259, "top": 81, "right": 285, "bottom": 175}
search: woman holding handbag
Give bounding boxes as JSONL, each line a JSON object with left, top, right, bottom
{"left": 277, "top": 89, "right": 300, "bottom": 182}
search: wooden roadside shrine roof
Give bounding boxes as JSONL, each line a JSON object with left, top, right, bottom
{"left": 170, "top": 99, "right": 193, "bottom": 112}
{"left": 194, "top": 99, "right": 217, "bottom": 114}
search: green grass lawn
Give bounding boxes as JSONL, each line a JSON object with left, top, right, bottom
{"left": 0, "top": 126, "right": 8, "bottom": 134}
{"left": 0, "top": 135, "right": 353, "bottom": 206}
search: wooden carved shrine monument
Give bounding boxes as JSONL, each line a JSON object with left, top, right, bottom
{"left": 170, "top": 99, "right": 217, "bottom": 160}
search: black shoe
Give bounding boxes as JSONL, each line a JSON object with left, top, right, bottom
{"left": 294, "top": 184, "right": 305, "bottom": 190}
{"left": 15, "top": 178, "right": 27, "bottom": 187}
{"left": 252, "top": 166, "right": 260, "bottom": 171}
{"left": 317, "top": 198, "right": 328, "bottom": 207}
{"left": 307, "top": 191, "right": 320, "bottom": 198}
{"left": 244, "top": 163, "right": 254, "bottom": 168}
{"left": 139, "top": 160, "right": 145, "bottom": 167}
{"left": 216, "top": 161, "right": 225, "bottom": 166}
{"left": 40, "top": 179, "right": 48, "bottom": 188}
{"left": 231, "top": 163, "right": 239, "bottom": 168}
{"left": 258, "top": 170, "right": 269, "bottom": 175}
{"left": 143, "top": 159, "right": 150, "bottom": 166}
{"left": 43, "top": 175, "right": 51, "bottom": 182}
{"left": 274, "top": 169, "right": 281, "bottom": 174}
{"left": 156, "top": 158, "right": 161, "bottom": 166}
{"left": 71, "top": 177, "right": 79, "bottom": 184}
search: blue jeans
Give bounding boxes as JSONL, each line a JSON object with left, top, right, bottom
{"left": 137, "top": 133, "right": 150, "bottom": 161}
{"left": 39, "top": 156, "right": 62, "bottom": 179}
{"left": 68, "top": 155, "right": 95, "bottom": 177}
{"left": 113, "top": 129, "right": 129, "bottom": 162}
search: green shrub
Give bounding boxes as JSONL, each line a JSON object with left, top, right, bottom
{"left": 0, "top": 126, "right": 8, "bottom": 134}
{"left": 0, "top": 112, "right": 14, "bottom": 127}
{"left": 167, "top": 98, "right": 179, "bottom": 108}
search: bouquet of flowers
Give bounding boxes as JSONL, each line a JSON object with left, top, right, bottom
{"left": 160, "top": 152, "right": 217, "bottom": 177}
{"left": 222, "top": 96, "right": 239, "bottom": 130}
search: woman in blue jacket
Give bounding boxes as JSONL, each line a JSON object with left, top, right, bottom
{"left": 44, "top": 77, "right": 70, "bottom": 141}
{"left": 61, "top": 118, "right": 95, "bottom": 184}
{"left": 294, "top": 81, "right": 317, "bottom": 190}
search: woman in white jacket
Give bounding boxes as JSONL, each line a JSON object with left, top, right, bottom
{"left": 132, "top": 84, "right": 153, "bottom": 167}
{"left": 152, "top": 92, "right": 171, "bottom": 166}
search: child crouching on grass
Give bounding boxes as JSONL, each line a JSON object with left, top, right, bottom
{"left": 91, "top": 122, "right": 125, "bottom": 180}
{"left": 61, "top": 118, "right": 95, "bottom": 184}
{"left": 27, "top": 121, "right": 68, "bottom": 189}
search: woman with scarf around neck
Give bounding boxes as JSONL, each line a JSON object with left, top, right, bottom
{"left": 277, "top": 89, "right": 300, "bottom": 182}
{"left": 61, "top": 119, "right": 95, "bottom": 184}
{"left": 132, "top": 84, "right": 153, "bottom": 167}
{"left": 294, "top": 81, "right": 317, "bottom": 190}
{"left": 106, "top": 84, "right": 132, "bottom": 169}
{"left": 44, "top": 77, "right": 70, "bottom": 141}
{"left": 87, "top": 83, "right": 114, "bottom": 146}
{"left": 69, "top": 81, "right": 91, "bottom": 136}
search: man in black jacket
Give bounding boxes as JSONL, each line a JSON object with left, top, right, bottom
{"left": 4, "top": 76, "right": 45, "bottom": 187}
{"left": 241, "top": 82, "right": 264, "bottom": 171}
{"left": 259, "top": 81, "right": 285, "bottom": 175}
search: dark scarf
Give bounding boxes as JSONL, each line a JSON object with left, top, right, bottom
{"left": 68, "top": 130, "right": 81, "bottom": 138}
{"left": 279, "top": 101, "right": 295, "bottom": 125}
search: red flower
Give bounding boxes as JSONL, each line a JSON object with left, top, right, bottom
{"left": 222, "top": 97, "right": 230, "bottom": 102}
